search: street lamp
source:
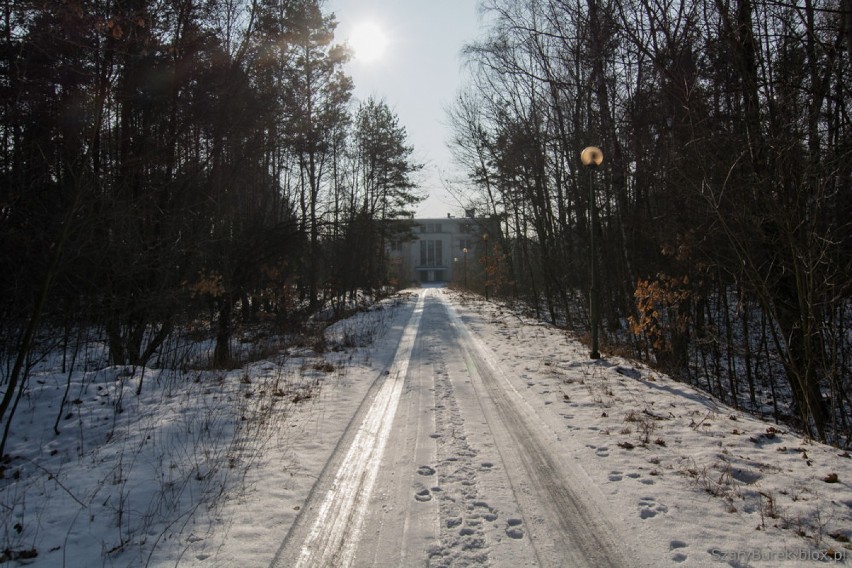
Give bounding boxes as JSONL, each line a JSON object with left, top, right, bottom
{"left": 463, "top": 247, "right": 468, "bottom": 289}
{"left": 482, "top": 233, "right": 489, "bottom": 300}
{"left": 581, "top": 146, "right": 603, "bottom": 359}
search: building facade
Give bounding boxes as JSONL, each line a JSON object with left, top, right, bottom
{"left": 387, "top": 214, "right": 494, "bottom": 285}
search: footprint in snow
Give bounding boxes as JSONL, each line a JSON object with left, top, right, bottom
{"left": 670, "top": 540, "right": 688, "bottom": 563}
{"left": 595, "top": 446, "right": 610, "bottom": 457}
{"left": 638, "top": 497, "right": 668, "bottom": 519}
{"left": 415, "top": 488, "right": 432, "bottom": 502}
{"left": 472, "top": 501, "right": 498, "bottom": 521}
{"left": 417, "top": 465, "right": 436, "bottom": 476}
{"left": 506, "top": 518, "right": 524, "bottom": 539}
{"left": 609, "top": 471, "right": 623, "bottom": 481}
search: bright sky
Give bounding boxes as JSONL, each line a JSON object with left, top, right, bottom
{"left": 325, "top": 0, "right": 483, "bottom": 219}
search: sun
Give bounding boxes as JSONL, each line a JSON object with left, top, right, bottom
{"left": 349, "top": 21, "right": 388, "bottom": 63}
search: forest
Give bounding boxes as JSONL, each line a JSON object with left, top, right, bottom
{"left": 448, "top": 0, "right": 851, "bottom": 445}
{"left": 1, "top": 0, "right": 850, "bottom": 461}
{"left": 0, "top": 0, "right": 424, "bottom": 453}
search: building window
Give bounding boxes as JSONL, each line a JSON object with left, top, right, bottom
{"left": 419, "top": 239, "right": 443, "bottom": 267}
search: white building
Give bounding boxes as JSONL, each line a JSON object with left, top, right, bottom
{"left": 388, "top": 213, "right": 495, "bottom": 285}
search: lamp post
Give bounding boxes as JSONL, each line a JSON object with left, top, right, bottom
{"left": 463, "top": 247, "right": 468, "bottom": 289}
{"left": 482, "top": 233, "right": 489, "bottom": 300}
{"left": 581, "top": 146, "right": 603, "bottom": 360}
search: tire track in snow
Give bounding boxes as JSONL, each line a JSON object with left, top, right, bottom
{"left": 273, "top": 290, "right": 425, "bottom": 568}
{"left": 441, "top": 292, "right": 633, "bottom": 568}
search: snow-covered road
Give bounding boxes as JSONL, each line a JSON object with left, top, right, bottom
{"left": 173, "top": 285, "right": 850, "bottom": 568}
{"left": 8, "top": 287, "right": 851, "bottom": 566}
{"left": 271, "top": 287, "right": 646, "bottom": 567}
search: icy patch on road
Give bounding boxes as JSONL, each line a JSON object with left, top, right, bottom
{"left": 287, "top": 291, "right": 425, "bottom": 568}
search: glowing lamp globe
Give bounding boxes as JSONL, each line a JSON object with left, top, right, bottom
{"left": 580, "top": 146, "right": 604, "bottom": 168}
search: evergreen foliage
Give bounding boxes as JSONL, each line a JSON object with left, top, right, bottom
{"left": 0, "top": 0, "right": 422, "bottom": 453}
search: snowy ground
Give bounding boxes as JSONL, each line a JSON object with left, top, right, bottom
{"left": 1, "top": 286, "right": 851, "bottom": 566}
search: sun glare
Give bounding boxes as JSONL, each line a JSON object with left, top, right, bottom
{"left": 349, "top": 21, "right": 388, "bottom": 63}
